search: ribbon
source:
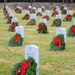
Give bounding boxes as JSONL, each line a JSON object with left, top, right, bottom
{"left": 39, "top": 24, "right": 44, "bottom": 32}
{"left": 7, "top": 17, "right": 11, "bottom": 23}
{"left": 25, "top": 14, "right": 29, "bottom": 19}
{"left": 44, "top": 16, "right": 49, "bottom": 20}
{"left": 54, "top": 37, "right": 62, "bottom": 47}
{"left": 52, "top": 11, "right": 58, "bottom": 15}
{"left": 16, "top": 60, "right": 30, "bottom": 75}
{"left": 14, "top": 35, "right": 20, "bottom": 43}
{"left": 10, "top": 24, "right": 16, "bottom": 31}
{"left": 30, "top": 19, "right": 33, "bottom": 24}
{"left": 72, "top": 26, "right": 75, "bottom": 34}
{"left": 54, "top": 19, "right": 58, "bottom": 24}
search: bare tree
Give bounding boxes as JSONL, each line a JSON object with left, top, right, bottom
{"left": 70, "top": 0, "right": 73, "bottom": 3}
{"left": 4, "top": 0, "right": 7, "bottom": 8}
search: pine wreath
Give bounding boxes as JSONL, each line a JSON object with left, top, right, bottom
{"left": 62, "top": 9, "right": 67, "bottom": 14}
{"left": 22, "top": 14, "right": 30, "bottom": 20}
{"left": 63, "top": 15, "right": 72, "bottom": 21}
{"left": 43, "top": 15, "right": 49, "bottom": 21}
{"left": 8, "top": 22, "right": 18, "bottom": 32}
{"left": 15, "top": 9, "right": 22, "bottom": 13}
{"left": 52, "top": 11, "right": 59, "bottom": 16}
{"left": 67, "top": 25, "right": 75, "bottom": 36}
{"left": 36, "top": 12, "right": 42, "bottom": 16}
{"left": 60, "top": 6, "right": 65, "bottom": 10}
{"left": 7, "top": 17, "right": 12, "bottom": 23}
{"left": 11, "top": 57, "right": 37, "bottom": 75}
{"left": 72, "top": 13, "right": 75, "bottom": 17}
{"left": 30, "top": 9, "right": 36, "bottom": 14}
{"left": 52, "top": 18, "right": 61, "bottom": 27}
{"left": 49, "top": 34, "right": 65, "bottom": 51}
{"left": 26, "top": 19, "right": 36, "bottom": 25}
{"left": 37, "top": 22, "right": 48, "bottom": 33}
{"left": 8, "top": 33, "right": 24, "bottom": 47}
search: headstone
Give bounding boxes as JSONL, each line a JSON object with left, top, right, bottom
{"left": 38, "top": 8, "right": 42, "bottom": 13}
{"left": 56, "top": 14, "right": 62, "bottom": 19}
{"left": 45, "top": 11, "right": 50, "bottom": 16}
{"left": 64, "top": 7, "right": 68, "bottom": 10}
{"left": 40, "top": 19, "right": 47, "bottom": 25}
{"left": 15, "top": 26, "right": 24, "bottom": 37}
{"left": 26, "top": 10, "right": 30, "bottom": 14}
{"left": 67, "top": 11, "right": 72, "bottom": 15}
{"left": 9, "top": 13, "right": 14, "bottom": 18}
{"left": 11, "top": 18, "right": 18, "bottom": 23}
{"left": 56, "top": 28, "right": 66, "bottom": 43}
{"left": 42, "top": 6, "right": 45, "bottom": 9}
{"left": 28, "top": 6, "right": 32, "bottom": 9}
{"left": 73, "top": 20, "right": 75, "bottom": 26}
{"left": 33, "top": 7, "right": 36, "bottom": 11}
{"left": 24, "top": 45, "right": 39, "bottom": 75}
{"left": 31, "top": 14, "right": 36, "bottom": 20}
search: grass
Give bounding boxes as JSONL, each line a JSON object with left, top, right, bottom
{"left": 0, "top": 9, "right": 75, "bottom": 75}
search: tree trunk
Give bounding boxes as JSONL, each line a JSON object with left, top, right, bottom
{"left": 70, "top": 0, "right": 73, "bottom": 3}
{"left": 4, "top": 0, "right": 7, "bottom": 8}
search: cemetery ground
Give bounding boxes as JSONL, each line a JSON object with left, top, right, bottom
{"left": 0, "top": 9, "right": 75, "bottom": 75}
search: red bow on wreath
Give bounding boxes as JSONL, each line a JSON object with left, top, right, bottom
{"left": 10, "top": 24, "right": 16, "bottom": 31}
{"left": 72, "top": 26, "right": 75, "bottom": 34}
{"left": 16, "top": 9, "right": 20, "bottom": 13}
{"left": 14, "top": 35, "right": 20, "bottom": 43}
{"left": 16, "top": 60, "right": 30, "bottom": 75}
{"left": 30, "top": 19, "right": 33, "bottom": 24}
{"left": 72, "top": 13, "right": 75, "bottom": 17}
{"left": 52, "top": 11, "right": 58, "bottom": 15}
{"left": 54, "top": 37, "right": 62, "bottom": 47}
{"left": 54, "top": 19, "right": 58, "bottom": 24}
{"left": 39, "top": 24, "right": 44, "bottom": 32}
{"left": 43, "top": 16, "right": 48, "bottom": 20}
{"left": 7, "top": 17, "right": 11, "bottom": 23}
{"left": 64, "top": 15, "right": 70, "bottom": 20}
{"left": 36, "top": 12, "right": 41, "bottom": 16}
{"left": 25, "top": 14, "right": 29, "bottom": 19}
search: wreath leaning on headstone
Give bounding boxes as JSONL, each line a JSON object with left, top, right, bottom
{"left": 8, "top": 33, "right": 24, "bottom": 47}
{"left": 67, "top": 25, "right": 75, "bottom": 37}
{"left": 11, "top": 57, "right": 37, "bottom": 75}
{"left": 37, "top": 22, "right": 48, "bottom": 34}
{"left": 49, "top": 34, "right": 66, "bottom": 51}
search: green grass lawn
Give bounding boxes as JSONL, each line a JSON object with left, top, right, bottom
{"left": 0, "top": 9, "right": 75, "bottom": 75}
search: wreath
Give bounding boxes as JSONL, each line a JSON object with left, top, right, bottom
{"left": 72, "top": 13, "right": 75, "bottom": 17}
{"left": 63, "top": 15, "right": 72, "bottom": 21}
{"left": 43, "top": 15, "right": 49, "bottom": 21}
{"left": 7, "top": 17, "right": 12, "bottom": 23}
{"left": 8, "top": 22, "right": 18, "bottom": 32}
{"left": 52, "top": 18, "right": 61, "bottom": 27}
{"left": 15, "top": 9, "right": 22, "bottom": 13}
{"left": 30, "top": 9, "right": 36, "bottom": 14}
{"left": 52, "top": 11, "right": 59, "bottom": 16}
{"left": 67, "top": 25, "right": 75, "bottom": 36}
{"left": 42, "top": 8, "right": 45, "bottom": 12}
{"left": 11, "top": 57, "right": 37, "bottom": 75}
{"left": 37, "top": 22, "right": 48, "bottom": 33}
{"left": 26, "top": 19, "right": 36, "bottom": 25}
{"left": 8, "top": 33, "right": 24, "bottom": 47}
{"left": 60, "top": 6, "right": 64, "bottom": 10}
{"left": 50, "top": 34, "right": 65, "bottom": 51}
{"left": 62, "top": 9, "right": 67, "bottom": 14}
{"left": 36, "top": 12, "right": 42, "bottom": 16}
{"left": 22, "top": 14, "right": 30, "bottom": 20}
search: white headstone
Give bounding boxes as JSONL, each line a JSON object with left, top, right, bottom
{"left": 25, "top": 45, "right": 39, "bottom": 75}
{"left": 42, "top": 6, "right": 45, "bottom": 9}
{"left": 33, "top": 7, "right": 36, "bottom": 11}
{"left": 31, "top": 14, "right": 36, "bottom": 20}
{"left": 15, "top": 26, "right": 24, "bottom": 38}
{"left": 9, "top": 13, "right": 14, "bottom": 17}
{"left": 67, "top": 11, "right": 72, "bottom": 15}
{"left": 45, "top": 11, "right": 50, "bottom": 16}
{"left": 56, "top": 28, "right": 66, "bottom": 43}
{"left": 28, "top": 6, "right": 32, "bottom": 9}
{"left": 26, "top": 10, "right": 30, "bottom": 14}
{"left": 38, "top": 8, "right": 42, "bottom": 13}
{"left": 40, "top": 19, "right": 47, "bottom": 25}
{"left": 56, "top": 14, "right": 62, "bottom": 19}
{"left": 73, "top": 20, "right": 75, "bottom": 26}
{"left": 64, "top": 7, "right": 68, "bottom": 10}
{"left": 11, "top": 18, "right": 18, "bottom": 23}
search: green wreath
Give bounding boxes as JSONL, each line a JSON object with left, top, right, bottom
{"left": 11, "top": 57, "right": 37, "bottom": 75}
{"left": 49, "top": 34, "right": 66, "bottom": 51}
{"left": 37, "top": 22, "right": 48, "bottom": 34}
{"left": 22, "top": 14, "right": 30, "bottom": 20}
{"left": 52, "top": 18, "right": 61, "bottom": 27}
{"left": 26, "top": 19, "right": 36, "bottom": 25}
{"left": 63, "top": 15, "right": 72, "bottom": 21}
{"left": 67, "top": 25, "right": 75, "bottom": 36}
{"left": 8, "top": 22, "right": 18, "bottom": 32}
{"left": 8, "top": 33, "right": 24, "bottom": 47}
